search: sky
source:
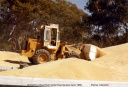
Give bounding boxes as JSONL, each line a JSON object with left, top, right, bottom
{"left": 66, "top": 0, "right": 90, "bottom": 14}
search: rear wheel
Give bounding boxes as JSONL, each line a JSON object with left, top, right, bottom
{"left": 33, "top": 49, "right": 51, "bottom": 64}
{"left": 66, "top": 52, "right": 80, "bottom": 59}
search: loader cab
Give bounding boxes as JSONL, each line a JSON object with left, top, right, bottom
{"left": 44, "top": 24, "right": 60, "bottom": 49}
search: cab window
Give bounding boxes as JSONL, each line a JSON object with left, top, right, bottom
{"left": 46, "top": 30, "right": 50, "bottom": 40}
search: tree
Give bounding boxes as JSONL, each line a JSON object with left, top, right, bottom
{"left": 85, "top": 0, "right": 128, "bottom": 47}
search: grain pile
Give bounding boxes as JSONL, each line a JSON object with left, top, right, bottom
{"left": 0, "top": 43, "right": 128, "bottom": 82}
{"left": 0, "top": 51, "right": 28, "bottom": 67}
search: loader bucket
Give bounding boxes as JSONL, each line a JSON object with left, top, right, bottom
{"left": 80, "top": 44, "right": 106, "bottom": 60}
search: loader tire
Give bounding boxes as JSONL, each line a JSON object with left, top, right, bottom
{"left": 33, "top": 49, "right": 51, "bottom": 64}
{"left": 66, "top": 52, "right": 80, "bottom": 59}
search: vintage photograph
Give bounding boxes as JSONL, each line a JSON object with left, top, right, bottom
{"left": 0, "top": 0, "right": 128, "bottom": 87}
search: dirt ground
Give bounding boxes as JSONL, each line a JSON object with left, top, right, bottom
{"left": 0, "top": 43, "right": 128, "bottom": 82}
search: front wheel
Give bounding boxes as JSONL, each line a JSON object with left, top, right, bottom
{"left": 33, "top": 49, "right": 51, "bottom": 64}
{"left": 66, "top": 52, "right": 80, "bottom": 59}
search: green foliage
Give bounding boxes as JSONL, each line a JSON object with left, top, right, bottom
{"left": 85, "top": 0, "right": 128, "bottom": 47}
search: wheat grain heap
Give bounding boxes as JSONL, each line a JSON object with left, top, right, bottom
{"left": 0, "top": 43, "right": 128, "bottom": 82}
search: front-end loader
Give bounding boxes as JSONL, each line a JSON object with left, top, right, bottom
{"left": 21, "top": 24, "right": 80, "bottom": 64}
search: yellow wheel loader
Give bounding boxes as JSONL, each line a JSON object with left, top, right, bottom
{"left": 21, "top": 24, "right": 80, "bottom": 64}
